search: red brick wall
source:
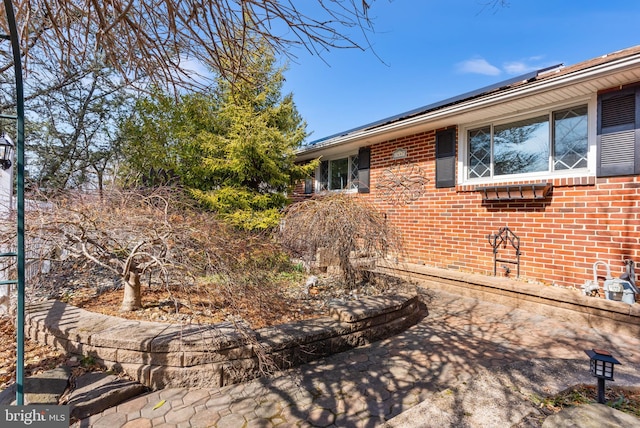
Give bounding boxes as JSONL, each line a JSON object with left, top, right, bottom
{"left": 359, "top": 127, "right": 640, "bottom": 289}
{"left": 290, "top": 165, "right": 315, "bottom": 203}
{"left": 291, "top": 180, "right": 309, "bottom": 203}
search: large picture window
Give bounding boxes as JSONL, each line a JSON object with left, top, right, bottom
{"left": 319, "top": 154, "right": 359, "bottom": 191}
{"left": 467, "top": 105, "right": 588, "bottom": 179}
{"left": 494, "top": 115, "right": 549, "bottom": 175}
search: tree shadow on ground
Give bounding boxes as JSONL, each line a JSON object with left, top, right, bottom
{"left": 235, "top": 287, "right": 640, "bottom": 427}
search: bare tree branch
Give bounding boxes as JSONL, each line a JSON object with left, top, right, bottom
{"left": 1, "top": 0, "right": 377, "bottom": 91}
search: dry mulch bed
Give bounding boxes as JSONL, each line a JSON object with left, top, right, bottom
{"left": 62, "top": 279, "right": 329, "bottom": 329}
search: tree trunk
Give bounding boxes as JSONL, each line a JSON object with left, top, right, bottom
{"left": 120, "top": 269, "right": 142, "bottom": 312}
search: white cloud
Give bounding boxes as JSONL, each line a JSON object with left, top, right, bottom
{"left": 503, "top": 61, "right": 536, "bottom": 75}
{"left": 174, "top": 56, "right": 215, "bottom": 89}
{"left": 503, "top": 55, "right": 562, "bottom": 76}
{"left": 456, "top": 58, "right": 502, "bottom": 76}
{"left": 457, "top": 55, "right": 559, "bottom": 77}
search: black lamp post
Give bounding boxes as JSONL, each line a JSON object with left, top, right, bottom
{"left": 0, "top": 134, "right": 13, "bottom": 170}
{"left": 585, "top": 349, "right": 621, "bottom": 404}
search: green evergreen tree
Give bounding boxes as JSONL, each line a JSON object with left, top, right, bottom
{"left": 120, "top": 47, "right": 315, "bottom": 230}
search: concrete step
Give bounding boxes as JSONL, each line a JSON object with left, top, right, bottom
{"left": 64, "top": 372, "right": 148, "bottom": 421}
{"left": 0, "top": 366, "right": 70, "bottom": 405}
{"left": 0, "top": 367, "right": 148, "bottom": 423}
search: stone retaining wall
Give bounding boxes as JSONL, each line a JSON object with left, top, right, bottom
{"left": 26, "top": 293, "right": 425, "bottom": 390}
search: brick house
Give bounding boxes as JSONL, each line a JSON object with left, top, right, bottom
{"left": 294, "top": 45, "right": 640, "bottom": 293}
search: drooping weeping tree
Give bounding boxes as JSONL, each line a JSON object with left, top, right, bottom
{"left": 277, "top": 193, "right": 401, "bottom": 289}
{"left": 22, "top": 187, "right": 229, "bottom": 312}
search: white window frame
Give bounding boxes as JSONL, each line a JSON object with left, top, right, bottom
{"left": 458, "top": 96, "right": 597, "bottom": 185}
{"left": 317, "top": 153, "right": 359, "bottom": 192}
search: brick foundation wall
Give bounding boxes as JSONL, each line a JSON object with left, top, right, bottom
{"left": 359, "top": 128, "right": 640, "bottom": 291}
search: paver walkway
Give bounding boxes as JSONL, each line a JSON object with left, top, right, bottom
{"left": 73, "top": 288, "right": 640, "bottom": 427}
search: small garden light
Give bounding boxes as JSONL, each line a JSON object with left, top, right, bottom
{"left": 0, "top": 134, "right": 13, "bottom": 170}
{"left": 585, "top": 348, "right": 621, "bottom": 404}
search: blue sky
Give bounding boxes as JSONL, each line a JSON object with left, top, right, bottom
{"left": 281, "top": 0, "right": 640, "bottom": 143}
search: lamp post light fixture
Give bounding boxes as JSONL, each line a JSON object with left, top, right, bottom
{"left": 585, "top": 348, "right": 621, "bottom": 404}
{"left": 0, "top": 134, "right": 13, "bottom": 170}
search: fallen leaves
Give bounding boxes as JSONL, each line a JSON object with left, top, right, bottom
{"left": 0, "top": 316, "right": 67, "bottom": 392}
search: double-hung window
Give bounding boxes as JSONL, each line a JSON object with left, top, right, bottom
{"left": 319, "top": 154, "right": 359, "bottom": 191}
{"left": 466, "top": 105, "right": 588, "bottom": 180}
